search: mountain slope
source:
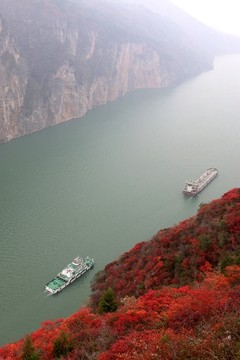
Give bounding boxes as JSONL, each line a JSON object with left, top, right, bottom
{"left": 90, "top": 188, "right": 240, "bottom": 307}
{"left": 0, "top": 0, "right": 239, "bottom": 142}
{"left": 126, "top": 0, "right": 240, "bottom": 55}
{"left": 0, "top": 15, "right": 27, "bottom": 142}
{"left": 1, "top": 188, "right": 240, "bottom": 359}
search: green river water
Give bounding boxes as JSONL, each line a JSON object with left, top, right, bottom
{"left": 0, "top": 54, "right": 240, "bottom": 345}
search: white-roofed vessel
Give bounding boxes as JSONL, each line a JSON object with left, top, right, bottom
{"left": 183, "top": 168, "right": 218, "bottom": 197}
{"left": 45, "top": 256, "right": 94, "bottom": 295}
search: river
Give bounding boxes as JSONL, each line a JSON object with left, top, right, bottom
{"left": 0, "top": 54, "right": 240, "bottom": 346}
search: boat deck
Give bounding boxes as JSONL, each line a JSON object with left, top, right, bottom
{"left": 45, "top": 256, "right": 95, "bottom": 294}
{"left": 183, "top": 168, "right": 218, "bottom": 197}
{"left": 46, "top": 277, "right": 66, "bottom": 291}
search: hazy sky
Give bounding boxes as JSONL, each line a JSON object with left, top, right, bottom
{"left": 170, "top": 0, "right": 240, "bottom": 36}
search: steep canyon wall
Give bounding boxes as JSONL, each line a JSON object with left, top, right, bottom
{"left": 0, "top": 0, "right": 237, "bottom": 142}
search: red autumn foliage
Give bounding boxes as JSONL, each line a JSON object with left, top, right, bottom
{"left": 2, "top": 269, "right": 240, "bottom": 359}
{"left": 1, "top": 188, "right": 240, "bottom": 359}
{"left": 91, "top": 188, "right": 240, "bottom": 306}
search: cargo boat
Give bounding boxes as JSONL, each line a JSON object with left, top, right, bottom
{"left": 183, "top": 168, "right": 218, "bottom": 197}
{"left": 45, "top": 256, "right": 94, "bottom": 295}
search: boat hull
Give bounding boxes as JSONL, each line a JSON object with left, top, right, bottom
{"left": 183, "top": 168, "right": 218, "bottom": 197}
{"left": 45, "top": 256, "right": 94, "bottom": 295}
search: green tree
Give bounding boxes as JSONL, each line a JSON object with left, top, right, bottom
{"left": 98, "top": 287, "right": 118, "bottom": 314}
{"left": 22, "top": 335, "right": 39, "bottom": 360}
{"left": 53, "top": 331, "right": 73, "bottom": 359}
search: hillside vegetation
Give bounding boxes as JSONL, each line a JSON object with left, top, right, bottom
{"left": 91, "top": 188, "right": 240, "bottom": 307}
{"left": 1, "top": 188, "right": 240, "bottom": 359}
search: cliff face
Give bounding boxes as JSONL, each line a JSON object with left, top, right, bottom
{"left": 0, "top": 0, "right": 239, "bottom": 142}
{"left": 0, "top": 16, "right": 27, "bottom": 142}
{"left": 47, "top": 42, "right": 170, "bottom": 121}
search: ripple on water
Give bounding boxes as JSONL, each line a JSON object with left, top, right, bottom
{"left": 1, "top": 55, "right": 240, "bottom": 346}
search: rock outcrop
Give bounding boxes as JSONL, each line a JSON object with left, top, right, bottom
{"left": 0, "top": 0, "right": 239, "bottom": 142}
{"left": 0, "top": 16, "right": 27, "bottom": 142}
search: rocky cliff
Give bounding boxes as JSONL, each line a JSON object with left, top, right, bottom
{"left": 0, "top": 16, "right": 27, "bottom": 142}
{"left": 0, "top": 0, "right": 239, "bottom": 142}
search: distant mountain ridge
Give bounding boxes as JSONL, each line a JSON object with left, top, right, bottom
{"left": 124, "top": 0, "right": 240, "bottom": 54}
{"left": 0, "top": 0, "right": 239, "bottom": 142}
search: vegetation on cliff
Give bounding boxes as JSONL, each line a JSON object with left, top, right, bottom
{"left": 1, "top": 188, "right": 240, "bottom": 359}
